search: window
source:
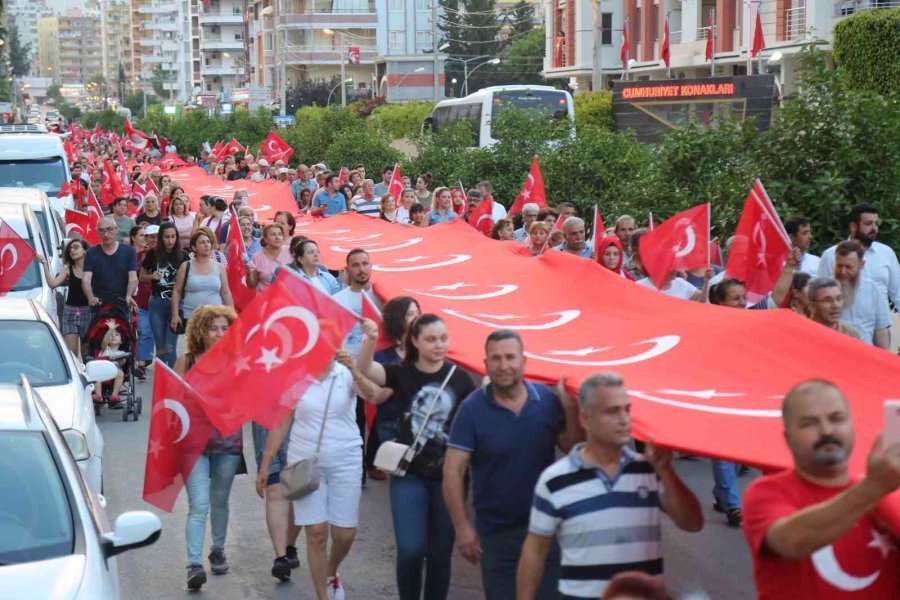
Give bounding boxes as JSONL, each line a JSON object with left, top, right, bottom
{"left": 416, "top": 0, "right": 429, "bottom": 10}
{"left": 601, "top": 12, "right": 612, "bottom": 45}
{"left": 390, "top": 0, "right": 402, "bottom": 11}
{"left": 635, "top": 8, "right": 641, "bottom": 43}
{"left": 653, "top": 6, "right": 659, "bottom": 41}
{"left": 389, "top": 31, "right": 403, "bottom": 50}
{"left": 415, "top": 31, "right": 432, "bottom": 51}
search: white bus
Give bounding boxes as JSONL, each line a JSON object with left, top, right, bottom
{"left": 428, "top": 85, "right": 574, "bottom": 148}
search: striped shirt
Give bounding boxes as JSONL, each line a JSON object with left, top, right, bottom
{"left": 351, "top": 195, "right": 381, "bottom": 217}
{"left": 529, "top": 444, "right": 663, "bottom": 599}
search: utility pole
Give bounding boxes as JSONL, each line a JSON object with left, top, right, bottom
{"left": 431, "top": 1, "right": 439, "bottom": 101}
{"left": 710, "top": 8, "right": 716, "bottom": 77}
{"left": 279, "top": 29, "right": 287, "bottom": 116}
{"left": 339, "top": 33, "right": 347, "bottom": 107}
{"left": 592, "top": 0, "right": 601, "bottom": 92}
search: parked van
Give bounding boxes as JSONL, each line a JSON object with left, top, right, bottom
{"left": 0, "top": 125, "right": 72, "bottom": 216}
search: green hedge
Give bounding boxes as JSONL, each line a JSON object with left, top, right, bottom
{"left": 833, "top": 8, "right": 900, "bottom": 95}
{"left": 573, "top": 91, "right": 613, "bottom": 132}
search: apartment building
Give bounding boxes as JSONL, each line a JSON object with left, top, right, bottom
{"left": 101, "top": 1, "right": 135, "bottom": 99}
{"left": 373, "top": 0, "right": 445, "bottom": 102}
{"left": 38, "top": 11, "right": 103, "bottom": 86}
{"left": 130, "top": 0, "right": 200, "bottom": 102}
{"left": 542, "top": 0, "right": 891, "bottom": 95}
{"left": 199, "top": 0, "right": 249, "bottom": 100}
{"left": 8, "top": 0, "right": 56, "bottom": 77}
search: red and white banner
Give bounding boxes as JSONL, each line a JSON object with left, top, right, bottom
{"left": 166, "top": 167, "right": 306, "bottom": 222}
{"left": 293, "top": 213, "right": 900, "bottom": 527}
{"left": 348, "top": 46, "right": 360, "bottom": 64}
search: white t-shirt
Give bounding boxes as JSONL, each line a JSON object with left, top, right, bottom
{"left": 637, "top": 276, "right": 698, "bottom": 300}
{"left": 287, "top": 363, "right": 361, "bottom": 461}
{"left": 395, "top": 206, "right": 410, "bottom": 224}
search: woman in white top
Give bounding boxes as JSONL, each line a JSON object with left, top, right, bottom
{"left": 169, "top": 194, "right": 195, "bottom": 250}
{"left": 636, "top": 270, "right": 711, "bottom": 302}
{"left": 198, "top": 196, "right": 228, "bottom": 239}
{"left": 257, "top": 352, "right": 382, "bottom": 600}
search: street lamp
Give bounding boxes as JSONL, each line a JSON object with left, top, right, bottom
{"left": 327, "top": 77, "right": 353, "bottom": 106}
{"left": 323, "top": 28, "right": 350, "bottom": 107}
{"left": 448, "top": 57, "right": 500, "bottom": 96}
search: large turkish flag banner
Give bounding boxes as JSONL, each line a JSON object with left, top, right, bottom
{"left": 295, "top": 214, "right": 900, "bottom": 527}
{"left": 167, "top": 167, "right": 305, "bottom": 222}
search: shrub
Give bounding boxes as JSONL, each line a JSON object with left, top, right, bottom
{"left": 833, "top": 8, "right": 900, "bottom": 96}
{"left": 573, "top": 90, "right": 613, "bottom": 132}
{"left": 368, "top": 101, "right": 435, "bottom": 139}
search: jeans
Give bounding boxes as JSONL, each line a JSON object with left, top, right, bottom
{"left": 481, "top": 524, "right": 561, "bottom": 600}
{"left": 148, "top": 296, "right": 178, "bottom": 367}
{"left": 136, "top": 307, "right": 154, "bottom": 362}
{"left": 185, "top": 453, "right": 242, "bottom": 565}
{"left": 390, "top": 473, "right": 455, "bottom": 600}
{"left": 712, "top": 460, "right": 741, "bottom": 510}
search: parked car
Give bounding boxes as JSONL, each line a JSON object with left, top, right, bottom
{"left": 0, "top": 125, "right": 72, "bottom": 215}
{"left": 0, "top": 102, "right": 16, "bottom": 123}
{"left": 0, "top": 377, "right": 161, "bottom": 598}
{"left": 0, "top": 202, "right": 61, "bottom": 321}
{"left": 0, "top": 298, "right": 117, "bottom": 493}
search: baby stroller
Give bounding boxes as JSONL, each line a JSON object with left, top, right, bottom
{"left": 85, "top": 303, "right": 143, "bottom": 422}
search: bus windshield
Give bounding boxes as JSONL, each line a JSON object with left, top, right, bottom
{"left": 490, "top": 89, "right": 570, "bottom": 135}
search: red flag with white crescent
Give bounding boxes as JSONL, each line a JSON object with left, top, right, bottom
{"left": 64, "top": 209, "right": 101, "bottom": 245}
{"left": 260, "top": 131, "right": 292, "bottom": 158}
{"left": 621, "top": 21, "right": 630, "bottom": 70}
{"left": 184, "top": 269, "right": 358, "bottom": 434}
{"left": 143, "top": 361, "right": 214, "bottom": 512}
{"left": 751, "top": 8, "right": 766, "bottom": 58}
{"left": 592, "top": 204, "right": 606, "bottom": 258}
{"left": 661, "top": 18, "right": 671, "bottom": 69}
{"left": 100, "top": 161, "right": 125, "bottom": 206}
{"left": 225, "top": 207, "right": 256, "bottom": 311}
{"left": 388, "top": 164, "right": 404, "bottom": 199}
{"left": 705, "top": 16, "right": 715, "bottom": 62}
{"left": 0, "top": 220, "right": 38, "bottom": 295}
{"left": 640, "top": 203, "right": 710, "bottom": 288}
{"left": 467, "top": 198, "right": 494, "bottom": 236}
{"left": 159, "top": 152, "right": 189, "bottom": 171}
{"left": 124, "top": 118, "right": 149, "bottom": 149}
{"left": 220, "top": 139, "right": 245, "bottom": 157}
{"left": 509, "top": 156, "right": 547, "bottom": 216}
{"left": 360, "top": 292, "right": 393, "bottom": 352}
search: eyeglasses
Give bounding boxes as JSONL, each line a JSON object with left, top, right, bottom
{"left": 97, "top": 226, "right": 117, "bottom": 233}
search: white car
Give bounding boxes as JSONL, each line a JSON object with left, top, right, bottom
{"left": 0, "top": 126, "right": 72, "bottom": 215}
{"left": 0, "top": 298, "right": 117, "bottom": 493}
{"left": 0, "top": 202, "right": 61, "bottom": 322}
{"left": 0, "top": 377, "right": 161, "bottom": 599}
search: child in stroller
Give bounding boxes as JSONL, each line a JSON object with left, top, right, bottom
{"left": 86, "top": 303, "right": 139, "bottom": 417}
{"left": 92, "top": 319, "right": 127, "bottom": 407}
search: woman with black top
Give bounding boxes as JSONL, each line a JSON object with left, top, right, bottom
{"left": 140, "top": 222, "right": 185, "bottom": 367}
{"left": 37, "top": 239, "right": 91, "bottom": 360}
{"left": 357, "top": 313, "right": 476, "bottom": 600}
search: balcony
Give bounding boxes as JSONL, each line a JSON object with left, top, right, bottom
{"left": 202, "top": 65, "right": 246, "bottom": 76}
{"left": 276, "top": 9, "right": 377, "bottom": 29}
{"left": 200, "top": 12, "right": 244, "bottom": 25}
{"left": 835, "top": 0, "right": 900, "bottom": 17}
{"left": 137, "top": 4, "right": 178, "bottom": 13}
{"left": 785, "top": 6, "right": 808, "bottom": 41}
{"left": 144, "top": 19, "right": 179, "bottom": 31}
{"left": 282, "top": 44, "right": 376, "bottom": 64}
{"left": 200, "top": 38, "right": 245, "bottom": 51}
{"left": 141, "top": 54, "right": 177, "bottom": 63}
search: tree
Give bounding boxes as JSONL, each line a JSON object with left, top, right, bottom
{"left": 833, "top": 7, "right": 900, "bottom": 96}
{"left": 505, "top": 0, "right": 534, "bottom": 37}
{"left": 47, "top": 84, "right": 63, "bottom": 104}
{"left": 151, "top": 64, "right": 175, "bottom": 98}
{"left": 7, "top": 25, "right": 30, "bottom": 78}
{"left": 498, "top": 26, "right": 546, "bottom": 86}
{"left": 285, "top": 78, "right": 341, "bottom": 113}
{"left": 117, "top": 63, "right": 127, "bottom": 102}
{"left": 438, "top": 0, "right": 502, "bottom": 95}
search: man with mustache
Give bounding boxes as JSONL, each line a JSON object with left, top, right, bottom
{"left": 806, "top": 277, "right": 862, "bottom": 340}
{"left": 554, "top": 217, "right": 595, "bottom": 259}
{"left": 743, "top": 380, "right": 900, "bottom": 599}
{"left": 818, "top": 203, "right": 900, "bottom": 309}
{"left": 830, "top": 241, "right": 891, "bottom": 349}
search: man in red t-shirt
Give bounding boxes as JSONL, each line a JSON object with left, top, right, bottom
{"left": 743, "top": 379, "right": 900, "bottom": 599}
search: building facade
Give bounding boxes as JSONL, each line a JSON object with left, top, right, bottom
{"left": 38, "top": 11, "right": 103, "bottom": 86}
{"left": 199, "top": 0, "right": 249, "bottom": 100}
{"left": 8, "top": 0, "right": 56, "bottom": 77}
{"left": 130, "top": 0, "right": 201, "bottom": 102}
{"left": 101, "top": 1, "right": 135, "bottom": 100}
{"left": 373, "top": 0, "right": 445, "bottom": 102}
{"left": 542, "top": 0, "right": 890, "bottom": 96}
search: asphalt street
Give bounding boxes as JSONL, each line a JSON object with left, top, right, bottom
{"left": 102, "top": 372, "right": 758, "bottom": 599}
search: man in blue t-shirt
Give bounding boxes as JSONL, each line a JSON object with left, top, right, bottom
{"left": 310, "top": 173, "right": 347, "bottom": 217}
{"left": 83, "top": 216, "right": 139, "bottom": 313}
{"left": 444, "top": 330, "right": 582, "bottom": 600}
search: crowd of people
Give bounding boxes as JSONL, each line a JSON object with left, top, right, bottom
{"left": 52, "top": 135, "right": 900, "bottom": 599}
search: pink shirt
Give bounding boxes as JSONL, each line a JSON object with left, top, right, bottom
{"left": 250, "top": 246, "right": 292, "bottom": 291}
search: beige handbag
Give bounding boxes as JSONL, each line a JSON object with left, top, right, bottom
{"left": 373, "top": 365, "right": 456, "bottom": 477}
{"left": 280, "top": 377, "right": 336, "bottom": 500}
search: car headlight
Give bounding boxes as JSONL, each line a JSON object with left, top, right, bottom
{"left": 62, "top": 429, "right": 90, "bottom": 461}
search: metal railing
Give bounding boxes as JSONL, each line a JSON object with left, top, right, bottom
{"left": 668, "top": 29, "right": 682, "bottom": 43}
{"left": 785, "top": 6, "right": 808, "bottom": 40}
{"left": 698, "top": 25, "right": 716, "bottom": 40}
{"left": 836, "top": 0, "right": 900, "bottom": 17}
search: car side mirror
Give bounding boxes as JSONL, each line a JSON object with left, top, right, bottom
{"left": 84, "top": 360, "right": 118, "bottom": 383}
{"left": 101, "top": 511, "right": 161, "bottom": 559}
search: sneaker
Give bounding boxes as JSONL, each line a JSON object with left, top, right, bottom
{"left": 327, "top": 573, "right": 345, "bottom": 600}
{"left": 271, "top": 556, "right": 291, "bottom": 582}
{"left": 712, "top": 500, "right": 725, "bottom": 513}
{"left": 135, "top": 366, "right": 147, "bottom": 381}
{"left": 726, "top": 508, "right": 743, "bottom": 528}
{"left": 367, "top": 468, "right": 386, "bottom": 481}
{"left": 285, "top": 545, "right": 300, "bottom": 569}
{"left": 208, "top": 548, "right": 229, "bottom": 575}
{"left": 187, "top": 564, "right": 207, "bottom": 591}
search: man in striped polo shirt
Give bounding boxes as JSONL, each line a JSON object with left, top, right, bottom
{"left": 350, "top": 179, "right": 382, "bottom": 218}
{"left": 517, "top": 372, "right": 704, "bottom": 600}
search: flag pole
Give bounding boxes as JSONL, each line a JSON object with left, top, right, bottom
{"left": 706, "top": 203, "right": 712, "bottom": 269}
{"left": 710, "top": 8, "right": 716, "bottom": 77}
{"left": 665, "top": 12, "right": 671, "bottom": 79}
{"left": 745, "top": 0, "right": 752, "bottom": 74}
{"left": 622, "top": 16, "right": 629, "bottom": 81}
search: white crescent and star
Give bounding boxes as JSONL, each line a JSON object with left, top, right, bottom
{"left": 628, "top": 389, "right": 781, "bottom": 418}
{"left": 374, "top": 254, "right": 471, "bottom": 272}
{"left": 674, "top": 224, "right": 696, "bottom": 257}
{"left": 0, "top": 243, "right": 18, "bottom": 274}
{"left": 442, "top": 309, "right": 580, "bottom": 331}
{"left": 524, "top": 336, "right": 680, "bottom": 366}
{"left": 161, "top": 399, "right": 191, "bottom": 443}
{"left": 403, "top": 283, "right": 518, "bottom": 300}
{"left": 811, "top": 529, "right": 890, "bottom": 591}
{"left": 332, "top": 238, "right": 423, "bottom": 253}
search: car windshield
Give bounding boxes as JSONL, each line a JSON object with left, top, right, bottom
{"left": 0, "top": 322, "right": 69, "bottom": 386}
{"left": 0, "top": 158, "right": 67, "bottom": 197}
{"left": 0, "top": 430, "right": 74, "bottom": 565}
{"left": 34, "top": 210, "right": 53, "bottom": 250}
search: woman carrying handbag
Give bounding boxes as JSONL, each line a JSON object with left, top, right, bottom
{"left": 257, "top": 351, "right": 382, "bottom": 599}
{"left": 357, "top": 314, "right": 476, "bottom": 600}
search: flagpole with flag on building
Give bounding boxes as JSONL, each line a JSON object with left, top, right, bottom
{"left": 621, "top": 16, "right": 629, "bottom": 80}
{"left": 707, "top": 9, "right": 716, "bottom": 77}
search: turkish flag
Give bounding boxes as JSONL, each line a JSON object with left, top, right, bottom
{"left": 361, "top": 292, "right": 393, "bottom": 352}
{"left": 751, "top": 8, "right": 766, "bottom": 58}
{"left": 220, "top": 139, "right": 245, "bottom": 157}
{"left": 0, "top": 221, "right": 37, "bottom": 295}
{"left": 710, "top": 238, "right": 723, "bottom": 268}
{"left": 592, "top": 204, "right": 606, "bottom": 258}
{"left": 91, "top": 123, "right": 101, "bottom": 144}
{"left": 209, "top": 140, "right": 224, "bottom": 160}
{"left": 266, "top": 148, "right": 295, "bottom": 164}
{"left": 159, "top": 152, "right": 189, "bottom": 171}
{"left": 142, "top": 361, "right": 213, "bottom": 512}
{"left": 100, "top": 161, "right": 125, "bottom": 206}
{"left": 337, "top": 167, "right": 348, "bottom": 186}
{"left": 726, "top": 180, "right": 791, "bottom": 303}
{"left": 621, "top": 21, "right": 630, "bottom": 70}
{"left": 261, "top": 131, "right": 292, "bottom": 158}
{"left": 130, "top": 181, "right": 148, "bottom": 208}
{"left": 113, "top": 136, "right": 128, "bottom": 182}
{"left": 551, "top": 213, "right": 565, "bottom": 233}
{"left": 124, "top": 118, "right": 149, "bottom": 149}
{"left": 225, "top": 207, "right": 256, "bottom": 311}
{"left": 553, "top": 36, "right": 564, "bottom": 68}
{"left": 388, "top": 164, "right": 404, "bottom": 199}
{"left": 185, "top": 269, "right": 358, "bottom": 434}
{"left": 509, "top": 156, "right": 547, "bottom": 215}
{"left": 86, "top": 186, "right": 104, "bottom": 223}
{"left": 56, "top": 181, "right": 76, "bottom": 200}
{"left": 661, "top": 19, "right": 671, "bottom": 69}
{"left": 705, "top": 16, "right": 714, "bottom": 62}
{"left": 467, "top": 198, "right": 494, "bottom": 236}
{"left": 640, "top": 203, "right": 710, "bottom": 288}
{"left": 348, "top": 46, "right": 360, "bottom": 64}
{"left": 64, "top": 209, "right": 101, "bottom": 245}
{"left": 64, "top": 139, "right": 76, "bottom": 164}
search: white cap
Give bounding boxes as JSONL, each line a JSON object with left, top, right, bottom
{"left": 279, "top": 167, "right": 289, "bottom": 174}
{"left": 258, "top": 158, "right": 269, "bottom": 167}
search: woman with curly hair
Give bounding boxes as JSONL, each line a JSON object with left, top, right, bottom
{"left": 175, "top": 304, "right": 247, "bottom": 591}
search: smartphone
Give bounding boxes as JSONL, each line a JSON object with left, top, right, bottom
{"left": 884, "top": 400, "right": 900, "bottom": 448}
